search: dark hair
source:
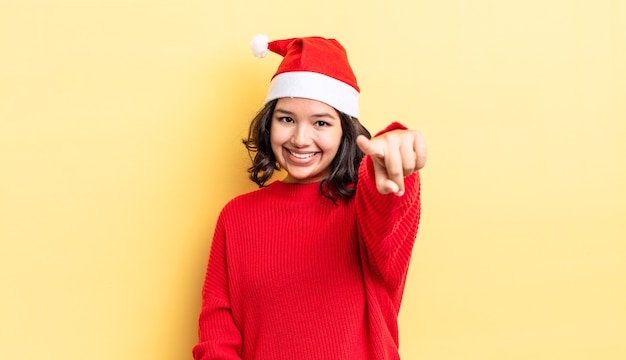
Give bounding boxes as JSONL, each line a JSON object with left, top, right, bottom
{"left": 242, "top": 99, "right": 371, "bottom": 201}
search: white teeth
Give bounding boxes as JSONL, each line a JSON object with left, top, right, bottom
{"left": 289, "top": 150, "right": 316, "bottom": 159}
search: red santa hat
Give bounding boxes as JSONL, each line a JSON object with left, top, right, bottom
{"left": 250, "top": 34, "right": 360, "bottom": 119}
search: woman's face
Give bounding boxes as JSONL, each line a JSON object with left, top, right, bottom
{"left": 270, "top": 97, "right": 343, "bottom": 184}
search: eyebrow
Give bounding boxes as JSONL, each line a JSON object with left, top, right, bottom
{"left": 274, "top": 108, "right": 337, "bottom": 119}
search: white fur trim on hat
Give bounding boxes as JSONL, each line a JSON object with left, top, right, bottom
{"left": 265, "top": 71, "right": 360, "bottom": 119}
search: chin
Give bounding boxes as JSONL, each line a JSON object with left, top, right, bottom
{"left": 285, "top": 172, "right": 326, "bottom": 184}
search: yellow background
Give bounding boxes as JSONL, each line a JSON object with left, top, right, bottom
{"left": 1, "top": 1, "right": 625, "bottom": 359}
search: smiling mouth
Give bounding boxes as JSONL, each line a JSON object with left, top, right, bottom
{"left": 287, "top": 149, "right": 318, "bottom": 159}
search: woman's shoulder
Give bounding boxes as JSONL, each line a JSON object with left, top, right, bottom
{"left": 222, "top": 184, "right": 273, "bottom": 212}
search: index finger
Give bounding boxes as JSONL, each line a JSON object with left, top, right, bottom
{"left": 356, "top": 135, "right": 382, "bottom": 157}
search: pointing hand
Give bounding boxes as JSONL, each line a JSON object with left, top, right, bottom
{"left": 356, "top": 130, "right": 426, "bottom": 196}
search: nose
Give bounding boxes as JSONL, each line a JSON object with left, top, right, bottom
{"left": 290, "top": 123, "right": 312, "bottom": 148}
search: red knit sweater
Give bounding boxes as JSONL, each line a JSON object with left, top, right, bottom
{"left": 193, "top": 124, "right": 421, "bottom": 360}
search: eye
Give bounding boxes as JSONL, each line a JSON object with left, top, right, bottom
{"left": 278, "top": 116, "right": 294, "bottom": 123}
{"left": 314, "top": 120, "right": 329, "bottom": 127}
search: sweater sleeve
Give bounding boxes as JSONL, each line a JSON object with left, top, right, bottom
{"left": 192, "top": 212, "right": 243, "bottom": 360}
{"left": 356, "top": 122, "right": 421, "bottom": 291}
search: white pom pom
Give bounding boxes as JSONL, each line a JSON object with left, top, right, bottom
{"left": 250, "top": 33, "right": 269, "bottom": 58}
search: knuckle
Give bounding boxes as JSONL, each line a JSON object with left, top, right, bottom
{"left": 388, "top": 167, "right": 403, "bottom": 178}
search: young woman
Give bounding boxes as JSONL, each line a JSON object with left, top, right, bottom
{"left": 192, "top": 34, "right": 427, "bottom": 360}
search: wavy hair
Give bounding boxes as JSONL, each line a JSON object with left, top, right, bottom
{"left": 242, "top": 99, "right": 371, "bottom": 201}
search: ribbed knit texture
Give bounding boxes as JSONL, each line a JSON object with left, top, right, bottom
{"left": 193, "top": 123, "right": 421, "bottom": 360}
